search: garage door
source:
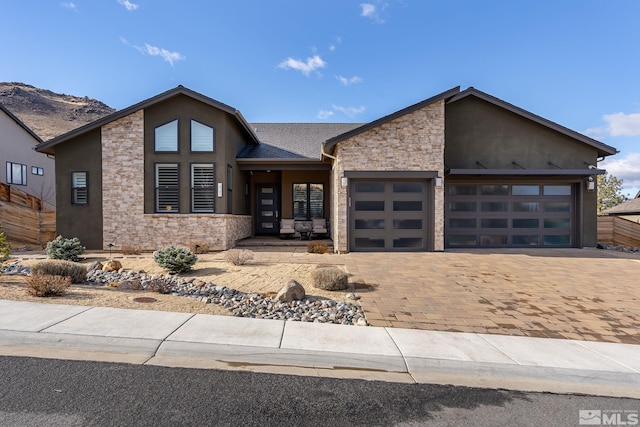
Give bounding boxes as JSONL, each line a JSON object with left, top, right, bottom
{"left": 349, "top": 180, "right": 431, "bottom": 251}
{"left": 445, "top": 183, "right": 575, "bottom": 248}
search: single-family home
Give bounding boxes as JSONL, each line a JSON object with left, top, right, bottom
{"left": 35, "top": 85, "right": 617, "bottom": 252}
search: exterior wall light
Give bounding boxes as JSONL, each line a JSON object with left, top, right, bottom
{"left": 587, "top": 176, "right": 595, "bottom": 191}
{"left": 435, "top": 177, "right": 443, "bottom": 187}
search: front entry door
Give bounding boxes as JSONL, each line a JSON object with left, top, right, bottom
{"left": 255, "top": 184, "right": 280, "bottom": 235}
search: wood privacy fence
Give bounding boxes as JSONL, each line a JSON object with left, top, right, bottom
{"left": 0, "top": 183, "right": 56, "bottom": 246}
{"left": 597, "top": 216, "right": 640, "bottom": 248}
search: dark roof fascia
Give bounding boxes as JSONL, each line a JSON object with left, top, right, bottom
{"left": 0, "top": 103, "right": 44, "bottom": 144}
{"left": 35, "top": 85, "right": 258, "bottom": 155}
{"left": 447, "top": 88, "right": 618, "bottom": 158}
{"left": 237, "top": 158, "right": 330, "bottom": 171}
{"left": 344, "top": 170, "right": 438, "bottom": 179}
{"left": 323, "top": 86, "right": 461, "bottom": 153}
{"left": 446, "top": 168, "right": 606, "bottom": 176}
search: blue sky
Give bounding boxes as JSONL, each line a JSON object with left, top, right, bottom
{"left": 2, "top": 1, "right": 640, "bottom": 197}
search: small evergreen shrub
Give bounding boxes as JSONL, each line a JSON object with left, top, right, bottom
{"left": 27, "top": 274, "right": 71, "bottom": 297}
{"left": 153, "top": 246, "right": 197, "bottom": 273}
{"left": 0, "top": 227, "right": 10, "bottom": 262}
{"left": 46, "top": 236, "right": 85, "bottom": 261}
{"left": 307, "top": 241, "right": 328, "bottom": 254}
{"left": 311, "top": 266, "right": 348, "bottom": 291}
{"left": 31, "top": 260, "right": 88, "bottom": 283}
{"left": 224, "top": 249, "right": 254, "bottom": 266}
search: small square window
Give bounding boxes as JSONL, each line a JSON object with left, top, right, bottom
{"left": 31, "top": 166, "right": 44, "bottom": 176}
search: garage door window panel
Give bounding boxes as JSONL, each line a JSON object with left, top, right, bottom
{"left": 513, "top": 235, "right": 540, "bottom": 245}
{"left": 481, "top": 185, "right": 509, "bottom": 196}
{"left": 355, "top": 219, "right": 384, "bottom": 229}
{"left": 544, "top": 185, "right": 571, "bottom": 196}
{"left": 512, "top": 185, "right": 540, "bottom": 196}
{"left": 481, "top": 202, "right": 508, "bottom": 212}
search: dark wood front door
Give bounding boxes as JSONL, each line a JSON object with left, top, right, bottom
{"left": 255, "top": 184, "right": 280, "bottom": 235}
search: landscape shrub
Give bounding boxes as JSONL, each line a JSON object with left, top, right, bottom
{"left": 224, "top": 249, "right": 254, "bottom": 266}
{"left": 121, "top": 244, "right": 143, "bottom": 255}
{"left": 31, "top": 260, "right": 88, "bottom": 283}
{"left": 311, "top": 266, "right": 348, "bottom": 291}
{"left": 189, "top": 240, "right": 210, "bottom": 254}
{"left": 153, "top": 246, "right": 197, "bottom": 273}
{"left": 27, "top": 274, "right": 71, "bottom": 297}
{"left": 307, "top": 241, "right": 328, "bottom": 254}
{"left": 0, "top": 227, "right": 10, "bottom": 262}
{"left": 46, "top": 236, "right": 85, "bottom": 261}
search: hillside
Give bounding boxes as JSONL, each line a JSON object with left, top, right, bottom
{"left": 0, "top": 82, "right": 115, "bottom": 141}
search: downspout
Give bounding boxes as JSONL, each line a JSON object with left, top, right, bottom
{"left": 321, "top": 143, "right": 340, "bottom": 253}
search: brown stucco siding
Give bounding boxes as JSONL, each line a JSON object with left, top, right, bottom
{"left": 331, "top": 100, "right": 446, "bottom": 252}
{"left": 101, "top": 109, "right": 251, "bottom": 251}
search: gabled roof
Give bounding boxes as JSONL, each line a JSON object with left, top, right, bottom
{"left": 241, "top": 123, "right": 363, "bottom": 160}
{"left": 0, "top": 103, "right": 43, "bottom": 144}
{"left": 447, "top": 88, "right": 618, "bottom": 158}
{"left": 35, "top": 85, "right": 259, "bottom": 155}
{"left": 602, "top": 197, "right": 640, "bottom": 215}
{"left": 323, "top": 86, "right": 461, "bottom": 153}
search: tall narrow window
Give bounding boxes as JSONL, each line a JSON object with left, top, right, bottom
{"left": 191, "top": 120, "right": 214, "bottom": 152}
{"left": 6, "top": 162, "right": 27, "bottom": 185}
{"left": 71, "top": 171, "right": 88, "bottom": 205}
{"left": 155, "top": 120, "right": 178, "bottom": 152}
{"left": 227, "top": 165, "right": 233, "bottom": 213}
{"left": 293, "top": 183, "right": 323, "bottom": 220}
{"left": 191, "top": 163, "right": 215, "bottom": 212}
{"left": 155, "top": 164, "right": 179, "bottom": 212}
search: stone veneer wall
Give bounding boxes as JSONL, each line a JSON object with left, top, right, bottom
{"left": 331, "top": 100, "right": 446, "bottom": 252}
{"left": 101, "top": 110, "right": 251, "bottom": 251}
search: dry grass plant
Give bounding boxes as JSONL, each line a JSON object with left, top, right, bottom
{"left": 31, "top": 260, "right": 87, "bottom": 284}
{"left": 224, "top": 249, "right": 254, "bottom": 266}
{"left": 27, "top": 274, "right": 71, "bottom": 297}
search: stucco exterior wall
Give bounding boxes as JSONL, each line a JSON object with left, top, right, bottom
{"left": 101, "top": 110, "right": 251, "bottom": 251}
{"left": 330, "top": 100, "right": 446, "bottom": 252}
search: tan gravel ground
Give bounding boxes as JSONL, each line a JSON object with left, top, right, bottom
{"left": 0, "top": 248, "right": 353, "bottom": 315}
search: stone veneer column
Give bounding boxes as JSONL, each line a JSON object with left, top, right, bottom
{"left": 331, "top": 100, "right": 446, "bottom": 252}
{"left": 101, "top": 110, "right": 145, "bottom": 250}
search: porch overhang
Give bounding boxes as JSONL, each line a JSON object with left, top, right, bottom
{"left": 237, "top": 158, "right": 331, "bottom": 171}
{"left": 446, "top": 168, "right": 606, "bottom": 176}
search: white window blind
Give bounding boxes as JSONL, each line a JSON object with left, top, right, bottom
{"left": 191, "top": 163, "right": 215, "bottom": 212}
{"left": 191, "top": 120, "right": 214, "bottom": 152}
{"left": 155, "top": 120, "right": 178, "bottom": 151}
{"left": 155, "top": 164, "right": 179, "bottom": 212}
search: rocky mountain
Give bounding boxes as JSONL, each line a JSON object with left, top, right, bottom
{"left": 0, "top": 82, "right": 115, "bottom": 141}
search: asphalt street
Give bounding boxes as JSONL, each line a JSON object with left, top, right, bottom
{"left": 0, "top": 356, "right": 638, "bottom": 426}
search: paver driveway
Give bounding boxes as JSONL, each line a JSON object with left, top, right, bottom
{"left": 343, "top": 249, "right": 640, "bottom": 344}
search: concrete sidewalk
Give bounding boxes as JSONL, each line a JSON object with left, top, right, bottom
{"left": 0, "top": 299, "right": 638, "bottom": 399}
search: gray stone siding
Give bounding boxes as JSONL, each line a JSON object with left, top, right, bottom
{"left": 101, "top": 110, "right": 251, "bottom": 251}
{"left": 330, "top": 100, "right": 446, "bottom": 252}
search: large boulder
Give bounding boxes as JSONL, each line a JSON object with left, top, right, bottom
{"left": 102, "top": 260, "right": 122, "bottom": 272}
{"left": 87, "top": 261, "right": 103, "bottom": 273}
{"left": 275, "top": 279, "right": 305, "bottom": 302}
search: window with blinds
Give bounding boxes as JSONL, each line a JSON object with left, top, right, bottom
{"left": 293, "top": 183, "right": 323, "bottom": 220}
{"left": 191, "top": 163, "right": 215, "bottom": 212}
{"left": 155, "top": 120, "right": 178, "bottom": 152}
{"left": 191, "top": 120, "right": 215, "bottom": 152}
{"left": 155, "top": 164, "right": 179, "bottom": 212}
{"left": 71, "top": 171, "right": 88, "bottom": 205}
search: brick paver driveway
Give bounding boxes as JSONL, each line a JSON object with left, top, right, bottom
{"left": 344, "top": 249, "right": 640, "bottom": 344}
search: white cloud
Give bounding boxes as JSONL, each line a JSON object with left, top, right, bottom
{"left": 586, "top": 112, "right": 640, "bottom": 138}
{"left": 278, "top": 55, "right": 326, "bottom": 76}
{"left": 60, "top": 2, "right": 77, "bottom": 11}
{"left": 121, "top": 38, "right": 185, "bottom": 66}
{"left": 317, "top": 110, "right": 334, "bottom": 120}
{"left": 332, "top": 104, "right": 366, "bottom": 117}
{"left": 600, "top": 152, "right": 640, "bottom": 197}
{"left": 360, "top": 2, "right": 386, "bottom": 23}
{"left": 336, "top": 75, "right": 363, "bottom": 86}
{"left": 117, "top": 0, "right": 139, "bottom": 11}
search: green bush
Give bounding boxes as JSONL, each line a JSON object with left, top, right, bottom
{"left": 46, "top": 236, "right": 85, "bottom": 261}
{"left": 0, "top": 227, "right": 10, "bottom": 262}
{"left": 31, "top": 260, "right": 88, "bottom": 284}
{"left": 27, "top": 274, "right": 71, "bottom": 297}
{"left": 311, "top": 266, "right": 348, "bottom": 291}
{"left": 153, "top": 246, "right": 197, "bottom": 273}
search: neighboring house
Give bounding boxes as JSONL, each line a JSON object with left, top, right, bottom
{"left": 36, "top": 85, "right": 617, "bottom": 252}
{"left": 601, "top": 195, "right": 640, "bottom": 223}
{"left": 0, "top": 104, "right": 55, "bottom": 206}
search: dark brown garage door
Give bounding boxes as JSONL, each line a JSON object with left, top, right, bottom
{"left": 445, "top": 183, "right": 575, "bottom": 248}
{"left": 349, "top": 180, "right": 431, "bottom": 251}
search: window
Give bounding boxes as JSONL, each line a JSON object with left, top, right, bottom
{"left": 191, "top": 163, "right": 215, "bottom": 213}
{"left": 31, "top": 166, "right": 44, "bottom": 176}
{"left": 71, "top": 171, "right": 88, "bottom": 205}
{"left": 227, "top": 165, "right": 233, "bottom": 213}
{"left": 191, "top": 120, "right": 214, "bottom": 152}
{"left": 155, "top": 164, "right": 179, "bottom": 212}
{"left": 6, "top": 162, "right": 27, "bottom": 185}
{"left": 155, "top": 120, "right": 178, "bottom": 152}
{"left": 293, "top": 183, "right": 323, "bottom": 220}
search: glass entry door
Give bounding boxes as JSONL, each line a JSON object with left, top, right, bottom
{"left": 255, "top": 184, "right": 280, "bottom": 235}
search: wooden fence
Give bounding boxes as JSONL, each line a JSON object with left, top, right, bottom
{"left": 0, "top": 183, "right": 56, "bottom": 246}
{"left": 598, "top": 216, "right": 640, "bottom": 248}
